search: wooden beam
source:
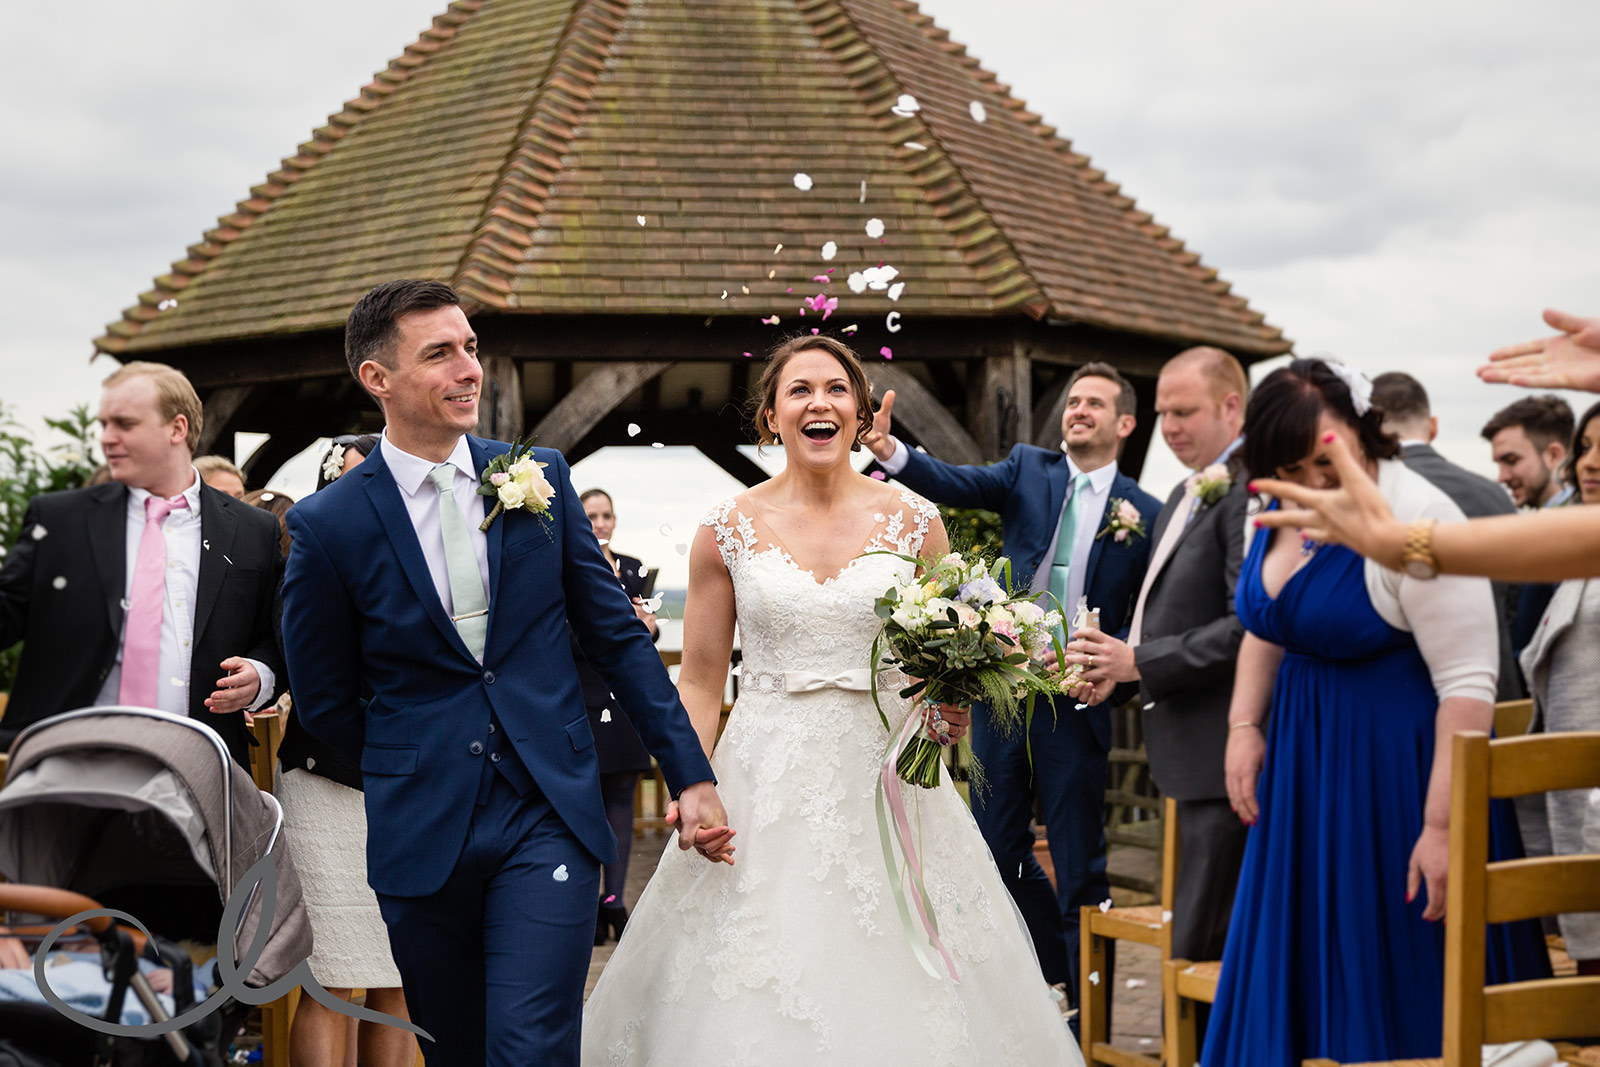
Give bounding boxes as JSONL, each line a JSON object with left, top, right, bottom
{"left": 1032, "top": 370, "right": 1071, "bottom": 449}
{"left": 872, "top": 364, "right": 982, "bottom": 467}
{"left": 196, "top": 385, "right": 255, "bottom": 456}
{"left": 696, "top": 443, "right": 769, "bottom": 488}
{"left": 476, "top": 354, "right": 523, "bottom": 441}
{"left": 532, "top": 361, "right": 673, "bottom": 453}
{"left": 972, "top": 351, "right": 1031, "bottom": 461}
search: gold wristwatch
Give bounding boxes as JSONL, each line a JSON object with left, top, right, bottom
{"left": 1400, "top": 517, "right": 1439, "bottom": 580}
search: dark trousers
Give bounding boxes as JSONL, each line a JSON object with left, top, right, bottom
{"left": 970, "top": 696, "right": 1111, "bottom": 999}
{"left": 376, "top": 769, "right": 600, "bottom": 1067}
{"left": 1169, "top": 796, "right": 1250, "bottom": 1042}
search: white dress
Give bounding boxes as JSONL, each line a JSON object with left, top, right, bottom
{"left": 581, "top": 491, "right": 1083, "bottom": 1066}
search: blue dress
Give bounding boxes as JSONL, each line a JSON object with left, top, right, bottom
{"left": 1203, "top": 527, "right": 1549, "bottom": 1065}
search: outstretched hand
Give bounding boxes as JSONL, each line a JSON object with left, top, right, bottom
{"left": 861, "top": 389, "right": 898, "bottom": 463}
{"left": 1479, "top": 308, "right": 1600, "bottom": 392}
{"left": 1249, "top": 433, "right": 1408, "bottom": 570}
{"left": 665, "top": 781, "right": 736, "bottom": 865}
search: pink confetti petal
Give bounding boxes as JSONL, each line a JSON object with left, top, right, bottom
{"left": 870, "top": 470, "right": 887, "bottom": 480}
{"left": 742, "top": 351, "right": 754, "bottom": 358}
{"left": 880, "top": 346, "right": 893, "bottom": 360}
{"left": 761, "top": 315, "right": 780, "bottom": 325}
{"left": 812, "top": 274, "right": 832, "bottom": 284}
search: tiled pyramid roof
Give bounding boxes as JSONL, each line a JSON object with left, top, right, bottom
{"left": 96, "top": 0, "right": 1288, "bottom": 358}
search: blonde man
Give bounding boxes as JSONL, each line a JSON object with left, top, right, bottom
{"left": 195, "top": 454, "right": 247, "bottom": 498}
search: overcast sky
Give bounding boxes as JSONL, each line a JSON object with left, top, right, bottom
{"left": 3, "top": 0, "right": 1597, "bottom": 593}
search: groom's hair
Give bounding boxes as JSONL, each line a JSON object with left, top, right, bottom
{"left": 345, "top": 280, "right": 462, "bottom": 381}
{"left": 750, "top": 335, "right": 875, "bottom": 449}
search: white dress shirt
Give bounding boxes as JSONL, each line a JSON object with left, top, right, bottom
{"left": 94, "top": 468, "right": 276, "bottom": 714}
{"left": 380, "top": 432, "right": 492, "bottom": 618}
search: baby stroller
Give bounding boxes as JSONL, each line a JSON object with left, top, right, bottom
{"left": 0, "top": 707, "right": 312, "bottom": 1066}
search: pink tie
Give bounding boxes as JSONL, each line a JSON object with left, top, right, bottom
{"left": 119, "top": 494, "right": 189, "bottom": 708}
{"left": 1128, "top": 485, "right": 1196, "bottom": 649}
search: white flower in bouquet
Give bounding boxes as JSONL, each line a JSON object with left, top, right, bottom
{"left": 1011, "top": 600, "right": 1046, "bottom": 627}
{"left": 951, "top": 602, "right": 981, "bottom": 628}
{"left": 959, "top": 576, "right": 1006, "bottom": 606}
{"left": 985, "top": 606, "right": 1019, "bottom": 641}
{"left": 497, "top": 480, "right": 527, "bottom": 509}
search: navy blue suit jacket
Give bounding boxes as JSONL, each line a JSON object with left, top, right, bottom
{"left": 282, "top": 438, "right": 713, "bottom": 897}
{"left": 891, "top": 443, "right": 1162, "bottom": 744}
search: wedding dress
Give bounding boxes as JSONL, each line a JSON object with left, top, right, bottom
{"left": 581, "top": 491, "right": 1084, "bottom": 1066}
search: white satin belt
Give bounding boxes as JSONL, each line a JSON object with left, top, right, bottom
{"left": 783, "top": 668, "right": 874, "bottom": 693}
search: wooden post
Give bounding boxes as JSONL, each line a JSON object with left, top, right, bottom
{"left": 1081, "top": 907, "right": 1109, "bottom": 1056}
{"left": 972, "top": 351, "right": 1031, "bottom": 462}
{"left": 532, "top": 361, "right": 672, "bottom": 453}
{"left": 195, "top": 385, "right": 254, "bottom": 457}
{"left": 872, "top": 364, "right": 983, "bottom": 467}
{"left": 476, "top": 354, "right": 523, "bottom": 441}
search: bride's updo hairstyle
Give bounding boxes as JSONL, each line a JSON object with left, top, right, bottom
{"left": 1240, "top": 358, "right": 1399, "bottom": 480}
{"left": 748, "top": 334, "right": 876, "bottom": 451}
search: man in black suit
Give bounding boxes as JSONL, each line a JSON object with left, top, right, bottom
{"left": 1372, "top": 372, "right": 1523, "bottom": 699}
{"left": 0, "top": 362, "right": 284, "bottom": 766}
{"left": 1066, "top": 347, "right": 1251, "bottom": 983}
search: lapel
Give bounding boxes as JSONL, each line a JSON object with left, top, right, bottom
{"left": 87, "top": 483, "right": 130, "bottom": 636}
{"left": 468, "top": 436, "right": 509, "bottom": 644}
{"left": 192, "top": 483, "right": 238, "bottom": 642}
{"left": 1524, "top": 579, "right": 1584, "bottom": 685}
{"left": 1140, "top": 480, "right": 1191, "bottom": 592}
{"left": 360, "top": 444, "right": 479, "bottom": 665}
{"left": 1029, "top": 453, "right": 1072, "bottom": 594}
{"left": 1083, "top": 469, "right": 1129, "bottom": 596}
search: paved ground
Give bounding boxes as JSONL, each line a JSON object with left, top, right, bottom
{"left": 584, "top": 827, "right": 1162, "bottom": 1053}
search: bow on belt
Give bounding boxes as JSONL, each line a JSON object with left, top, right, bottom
{"left": 783, "top": 668, "right": 873, "bottom": 693}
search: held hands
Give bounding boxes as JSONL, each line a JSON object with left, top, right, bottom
{"left": 1040, "top": 647, "right": 1114, "bottom": 706}
{"left": 1224, "top": 724, "right": 1266, "bottom": 826}
{"left": 665, "top": 781, "right": 737, "bottom": 865}
{"left": 205, "top": 657, "right": 262, "bottom": 724}
{"left": 1407, "top": 824, "right": 1449, "bottom": 922}
{"left": 1067, "top": 627, "right": 1138, "bottom": 684}
{"left": 1249, "top": 433, "right": 1409, "bottom": 570}
{"left": 861, "top": 390, "right": 898, "bottom": 463}
{"left": 1479, "top": 308, "right": 1600, "bottom": 393}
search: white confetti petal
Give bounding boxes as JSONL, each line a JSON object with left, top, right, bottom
{"left": 120, "top": 598, "right": 131, "bottom": 611}
{"left": 741, "top": 285, "right": 750, "bottom": 294}
{"left": 864, "top": 218, "right": 885, "bottom": 239}
{"left": 903, "top": 141, "right": 927, "bottom": 152}
{"left": 51, "top": 576, "right": 67, "bottom": 590}
{"left": 636, "top": 215, "right": 647, "bottom": 226}
{"left": 1098, "top": 899, "right": 1113, "bottom": 913}
{"left": 1127, "top": 978, "right": 1148, "bottom": 990}
{"left": 675, "top": 543, "right": 689, "bottom": 556}
{"left": 1088, "top": 971, "right": 1100, "bottom": 986}
{"left": 860, "top": 264, "right": 898, "bottom": 290}
{"left": 600, "top": 708, "right": 612, "bottom": 723}
{"left": 891, "top": 93, "right": 920, "bottom": 116}
{"left": 887, "top": 281, "right": 905, "bottom": 301}
{"left": 659, "top": 524, "right": 673, "bottom": 536}
{"left": 640, "top": 595, "right": 663, "bottom": 613}
{"left": 170, "top": 677, "right": 184, "bottom": 687}
{"left": 885, "top": 311, "right": 902, "bottom": 333}
{"left": 774, "top": 244, "right": 783, "bottom": 255}
{"left": 31, "top": 525, "right": 47, "bottom": 540}
{"left": 969, "top": 100, "right": 988, "bottom": 123}
{"left": 552, "top": 864, "right": 569, "bottom": 882}
{"left": 651, "top": 442, "right": 665, "bottom": 449}
{"left": 859, "top": 180, "right": 867, "bottom": 203}
{"left": 596, "top": 538, "right": 609, "bottom": 546}
{"left": 1163, "top": 910, "right": 1174, "bottom": 924}
{"left": 720, "top": 290, "right": 728, "bottom": 299}
{"left": 1137, "top": 1037, "right": 1154, "bottom": 1045}
{"left": 793, "top": 172, "right": 813, "bottom": 191}
{"left": 847, "top": 272, "right": 869, "bottom": 294}
{"left": 627, "top": 422, "right": 641, "bottom": 437}
{"left": 820, "top": 241, "right": 838, "bottom": 261}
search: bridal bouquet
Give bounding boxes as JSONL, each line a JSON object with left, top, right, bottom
{"left": 868, "top": 551, "right": 1067, "bottom": 788}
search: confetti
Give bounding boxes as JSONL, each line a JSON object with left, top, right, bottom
{"left": 742, "top": 351, "right": 754, "bottom": 358}
{"left": 879, "top": 346, "right": 893, "bottom": 359}
{"left": 157, "top": 298, "right": 178, "bottom": 311}
{"left": 120, "top": 598, "right": 131, "bottom": 611}
{"left": 651, "top": 442, "right": 665, "bottom": 449}
{"left": 903, "top": 141, "right": 927, "bottom": 152}
{"left": 811, "top": 328, "right": 821, "bottom": 335}
{"left": 812, "top": 273, "right": 832, "bottom": 284}
{"left": 864, "top": 218, "right": 885, "bottom": 239}
{"left": 170, "top": 677, "right": 184, "bottom": 687}
{"left": 627, "top": 422, "right": 641, "bottom": 437}
{"left": 260, "top": 492, "right": 276, "bottom": 502}
{"left": 762, "top": 315, "right": 780, "bottom": 325}
{"left": 793, "top": 173, "right": 813, "bottom": 191}
{"left": 1126, "top": 978, "right": 1148, "bottom": 990}
{"left": 859, "top": 180, "right": 867, "bottom": 203}
{"left": 805, "top": 293, "right": 839, "bottom": 319}
{"left": 553, "top": 864, "right": 570, "bottom": 882}
{"left": 1163, "top": 910, "right": 1174, "bottom": 924}
{"left": 887, "top": 281, "right": 905, "bottom": 301}
{"left": 891, "top": 93, "right": 920, "bottom": 116}
{"left": 741, "top": 285, "right": 750, "bottom": 294}
{"left": 675, "top": 543, "right": 689, "bottom": 556}
{"left": 869, "top": 470, "right": 887, "bottom": 480}
{"left": 1098, "top": 899, "right": 1113, "bottom": 913}
{"left": 720, "top": 290, "right": 728, "bottom": 299}
{"left": 597, "top": 538, "right": 610, "bottom": 546}
{"left": 768, "top": 269, "right": 776, "bottom": 279}
{"left": 636, "top": 215, "right": 647, "bottom": 226}
{"left": 52, "top": 576, "right": 67, "bottom": 590}
{"left": 969, "top": 100, "right": 988, "bottom": 123}
{"left": 821, "top": 241, "right": 838, "bottom": 261}
{"left": 849, "top": 265, "right": 899, "bottom": 293}
{"left": 659, "top": 524, "right": 673, "bottom": 537}
{"left": 885, "top": 311, "right": 902, "bottom": 332}
{"left": 31, "top": 525, "right": 47, "bottom": 540}
{"left": 1088, "top": 971, "right": 1100, "bottom": 986}
{"left": 841, "top": 324, "right": 859, "bottom": 334}
{"left": 774, "top": 244, "right": 783, "bottom": 255}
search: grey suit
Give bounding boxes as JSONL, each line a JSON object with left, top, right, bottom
{"left": 1131, "top": 470, "right": 1250, "bottom": 964}
{"left": 1398, "top": 443, "right": 1524, "bottom": 700}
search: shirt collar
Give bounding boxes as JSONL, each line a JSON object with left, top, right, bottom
{"left": 381, "top": 430, "right": 476, "bottom": 498}
{"left": 1209, "top": 435, "right": 1245, "bottom": 468}
{"left": 127, "top": 468, "right": 202, "bottom": 513}
{"left": 1064, "top": 453, "right": 1119, "bottom": 493}
{"left": 1397, "top": 438, "right": 1428, "bottom": 449}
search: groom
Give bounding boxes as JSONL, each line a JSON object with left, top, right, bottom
{"left": 282, "top": 280, "right": 731, "bottom": 1065}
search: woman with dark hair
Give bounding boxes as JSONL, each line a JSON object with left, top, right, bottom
{"left": 275, "top": 432, "right": 414, "bottom": 1067}
{"left": 1204, "top": 359, "right": 1547, "bottom": 1065}
{"left": 572, "top": 487, "right": 657, "bottom": 943}
{"left": 1513, "top": 397, "right": 1600, "bottom": 978}
{"left": 241, "top": 488, "right": 294, "bottom": 556}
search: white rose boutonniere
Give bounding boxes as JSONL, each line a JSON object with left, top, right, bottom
{"left": 1187, "top": 463, "right": 1233, "bottom": 507}
{"left": 477, "top": 437, "right": 555, "bottom": 532}
{"left": 1097, "top": 498, "right": 1146, "bottom": 543}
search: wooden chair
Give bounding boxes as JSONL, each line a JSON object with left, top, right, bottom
{"left": 1080, "top": 795, "right": 1179, "bottom": 1067}
{"left": 1493, "top": 698, "right": 1533, "bottom": 739}
{"left": 1311, "top": 730, "right": 1600, "bottom": 1067}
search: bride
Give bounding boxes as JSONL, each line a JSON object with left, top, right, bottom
{"left": 581, "top": 336, "right": 1084, "bottom": 1066}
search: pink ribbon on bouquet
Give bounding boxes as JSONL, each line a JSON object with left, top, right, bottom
{"left": 875, "top": 706, "right": 961, "bottom": 983}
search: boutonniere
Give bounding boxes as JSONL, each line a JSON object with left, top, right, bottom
{"left": 477, "top": 437, "right": 556, "bottom": 533}
{"left": 1186, "top": 463, "right": 1233, "bottom": 507}
{"left": 1097, "top": 498, "right": 1146, "bottom": 543}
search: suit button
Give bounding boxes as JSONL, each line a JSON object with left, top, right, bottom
{"left": 488, "top": 722, "right": 496, "bottom": 734}
{"left": 469, "top": 741, "right": 484, "bottom": 755}
{"left": 483, "top": 670, "right": 496, "bottom": 684}
{"left": 490, "top": 752, "right": 501, "bottom": 764}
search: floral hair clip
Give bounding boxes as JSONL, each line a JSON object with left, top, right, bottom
{"left": 320, "top": 448, "right": 345, "bottom": 484}
{"left": 1324, "top": 360, "right": 1373, "bottom": 416}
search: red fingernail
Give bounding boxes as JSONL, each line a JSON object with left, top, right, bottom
{"left": 1252, "top": 519, "right": 1262, "bottom": 528}
{"left": 1323, "top": 432, "right": 1336, "bottom": 443}
{"left": 1247, "top": 482, "right": 1257, "bottom": 492}
{"left": 1406, "top": 889, "right": 1414, "bottom": 903}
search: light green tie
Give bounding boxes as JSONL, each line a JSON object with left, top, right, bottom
{"left": 428, "top": 464, "right": 489, "bottom": 660}
{"left": 1048, "top": 472, "right": 1090, "bottom": 640}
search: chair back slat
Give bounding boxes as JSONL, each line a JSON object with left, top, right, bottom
{"left": 1161, "top": 796, "right": 1178, "bottom": 911}
{"left": 1443, "top": 732, "right": 1492, "bottom": 1065}
{"left": 1487, "top": 732, "right": 1600, "bottom": 798}
{"left": 1483, "top": 977, "right": 1600, "bottom": 1043}
{"left": 1492, "top": 698, "right": 1533, "bottom": 738}
{"left": 1484, "top": 854, "right": 1600, "bottom": 924}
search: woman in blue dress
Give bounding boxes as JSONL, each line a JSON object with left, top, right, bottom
{"left": 1203, "top": 359, "right": 1548, "bottom": 1065}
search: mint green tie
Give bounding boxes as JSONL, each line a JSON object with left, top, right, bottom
{"left": 1048, "top": 472, "right": 1090, "bottom": 638}
{"left": 428, "top": 464, "right": 489, "bottom": 660}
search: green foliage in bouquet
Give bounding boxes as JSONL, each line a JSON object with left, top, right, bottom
{"left": 937, "top": 505, "right": 1002, "bottom": 556}
{"left": 866, "top": 550, "right": 1068, "bottom": 789}
{"left": 0, "top": 403, "right": 101, "bottom": 691}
